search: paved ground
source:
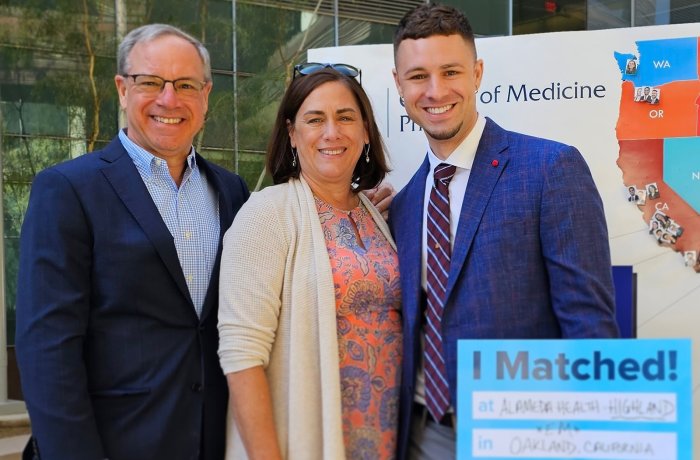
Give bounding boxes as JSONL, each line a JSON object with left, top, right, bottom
{"left": 0, "top": 427, "right": 29, "bottom": 439}
{"left": 0, "top": 414, "right": 30, "bottom": 459}
{"left": 0, "top": 414, "right": 30, "bottom": 438}
{"left": 0, "top": 434, "right": 27, "bottom": 459}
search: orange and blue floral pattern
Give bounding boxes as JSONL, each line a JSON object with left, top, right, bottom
{"left": 315, "top": 197, "right": 402, "bottom": 460}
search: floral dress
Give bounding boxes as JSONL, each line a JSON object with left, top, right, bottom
{"left": 315, "top": 196, "right": 402, "bottom": 460}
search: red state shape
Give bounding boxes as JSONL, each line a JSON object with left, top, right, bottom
{"left": 617, "top": 80, "right": 700, "bottom": 140}
{"left": 618, "top": 138, "right": 700, "bottom": 253}
{"left": 696, "top": 92, "right": 700, "bottom": 135}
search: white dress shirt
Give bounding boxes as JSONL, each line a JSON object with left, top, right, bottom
{"left": 415, "top": 114, "right": 486, "bottom": 406}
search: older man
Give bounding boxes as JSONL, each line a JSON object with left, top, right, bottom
{"left": 16, "top": 24, "right": 249, "bottom": 460}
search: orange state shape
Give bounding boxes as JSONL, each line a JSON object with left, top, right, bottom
{"left": 616, "top": 80, "right": 700, "bottom": 140}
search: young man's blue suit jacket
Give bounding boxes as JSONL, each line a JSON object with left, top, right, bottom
{"left": 16, "top": 135, "right": 249, "bottom": 460}
{"left": 390, "top": 118, "right": 620, "bottom": 459}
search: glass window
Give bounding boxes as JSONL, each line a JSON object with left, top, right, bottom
{"left": 1, "top": 0, "right": 118, "bottom": 349}
{"left": 669, "top": 0, "right": 700, "bottom": 24}
{"left": 513, "top": 0, "right": 586, "bottom": 34}
{"left": 587, "top": 0, "right": 632, "bottom": 30}
{"left": 446, "top": 0, "right": 511, "bottom": 36}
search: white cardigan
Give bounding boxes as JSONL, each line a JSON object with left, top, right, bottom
{"left": 218, "top": 177, "right": 396, "bottom": 460}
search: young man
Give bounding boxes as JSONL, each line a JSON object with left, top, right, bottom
{"left": 16, "top": 24, "right": 250, "bottom": 460}
{"left": 389, "top": 4, "right": 620, "bottom": 459}
{"left": 649, "top": 88, "right": 660, "bottom": 104}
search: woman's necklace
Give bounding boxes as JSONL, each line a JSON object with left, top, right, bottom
{"left": 312, "top": 193, "right": 360, "bottom": 212}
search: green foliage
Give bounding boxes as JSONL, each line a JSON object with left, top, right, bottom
{"left": 0, "top": 0, "right": 395, "bottom": 344}
{"left": 1, "top": 0, "right": 116, "bottom": 341}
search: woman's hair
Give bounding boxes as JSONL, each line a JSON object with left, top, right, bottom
{"left": 266, "top": 68, "right": 389, "bottom": 192}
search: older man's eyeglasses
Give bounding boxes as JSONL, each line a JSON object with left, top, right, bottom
{"left": 123, "top": 74, "right": 208, "bottom": 96}
{"left": 293, "top": 63, "right": 362, "bottom": 85}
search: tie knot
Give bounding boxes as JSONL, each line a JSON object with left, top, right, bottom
{"left": 434, "top": 163, "right": 456, "bottom": 187}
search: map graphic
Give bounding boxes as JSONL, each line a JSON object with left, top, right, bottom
{"left": 615, "top": 36, "right": 700, "bottom": 272}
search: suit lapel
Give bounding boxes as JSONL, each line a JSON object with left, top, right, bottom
{"left": 397, "top": 156, "right": 430, "bottom": 330}
{"left": 197, "top": 158, "right": 229, "bottom": 321}
{"left": 445, "top": 119, "right": 510, "bottom": 301}
{"left": 99, "top": 138, "right": 194, "bottom": 307}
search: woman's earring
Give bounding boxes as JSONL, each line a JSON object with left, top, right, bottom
{"left": 364, "top": 143, "right": 370, "bottom": 163}
{"left": 291, "top": 147, "right": 297, "bottom": 167}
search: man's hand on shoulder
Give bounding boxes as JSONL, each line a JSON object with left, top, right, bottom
{"left": 364, "top": 181, "right": 396, "bottom": 220}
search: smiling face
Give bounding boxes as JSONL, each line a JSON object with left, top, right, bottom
{"left": 393, "top": 34, "right": 483, "bottom": 159}
{"left": 288, "top": 81, "right": 369, "bottom": 193}
{"left": 114, "top": 34, "right": 212, "bottom": 162}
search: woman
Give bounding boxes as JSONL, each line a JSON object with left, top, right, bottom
{"left": 646, "top": 183, "right": 659, "bottom": 199}
{"left": 218, "top": 65, "right": 401, "bottom": 460}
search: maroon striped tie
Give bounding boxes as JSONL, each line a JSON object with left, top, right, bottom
{"left": 425, "top": 163, "right": 456, "bottom": 422}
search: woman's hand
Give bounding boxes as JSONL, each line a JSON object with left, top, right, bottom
{"left": 227, "top": 367, "right": 283, "bottom": 460}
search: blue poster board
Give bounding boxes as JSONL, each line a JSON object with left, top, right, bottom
{"left": 612, "top": 265, "right": 636, "bottom": 338}
{"left": 457, "top": 339, "right": 692, "bottom": 459}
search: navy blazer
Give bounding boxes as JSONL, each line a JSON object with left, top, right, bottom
{"left": 16, "top": 136, "right": 249, "bottom": 460}
{"left": 390, "top": 118, "right": 619, "bottom": 458}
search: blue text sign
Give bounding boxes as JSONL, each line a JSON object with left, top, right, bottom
{"left": 457, "top": 339, "right": 691, "bottom": 459}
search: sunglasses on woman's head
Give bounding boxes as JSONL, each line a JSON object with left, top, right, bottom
{"left": 293, "top": 62, "right": 362, "bottom": 85}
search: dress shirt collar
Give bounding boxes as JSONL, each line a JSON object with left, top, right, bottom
{"left": 427, "top": 113, "right": 486, "bottom": 173}
{"left": 118, "top": 128, "right": 197, "bottom": 180}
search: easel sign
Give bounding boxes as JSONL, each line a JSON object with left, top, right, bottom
{"left": 456, "top": 339, "right": 691, "bottom": 459}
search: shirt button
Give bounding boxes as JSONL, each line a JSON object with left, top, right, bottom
{"left": 186, "top": 274, "right": 193, "bottom": 283}
{"left": 191, "top": 383, "right": 202, "bottom": 392}
{"left": 184, "top": 231, "right": 192, "bottom": 239}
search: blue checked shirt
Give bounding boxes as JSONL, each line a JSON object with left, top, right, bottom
{"left": 119, "top": 130, "right": 219, "bottom": 317}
